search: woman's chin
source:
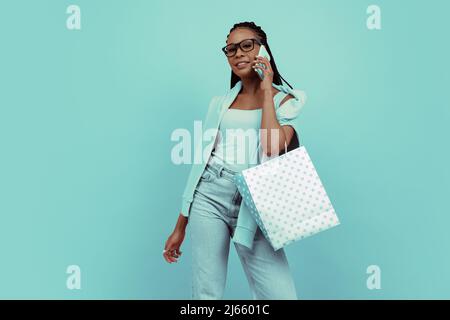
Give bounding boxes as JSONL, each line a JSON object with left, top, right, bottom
{"left": 234, "top": 68, "right": 256, "bottom": 78}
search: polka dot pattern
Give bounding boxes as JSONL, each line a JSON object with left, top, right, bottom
{"left": 233, "top": 146, "right": 340, "bottom": 251}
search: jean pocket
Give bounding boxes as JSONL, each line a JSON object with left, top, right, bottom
{"left": 199, "top": 166, "right": 216, "bottom": 183}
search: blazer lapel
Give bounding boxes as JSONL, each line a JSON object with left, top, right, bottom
{"left": 215, "top": 80, "right": 243, "bottom": 127}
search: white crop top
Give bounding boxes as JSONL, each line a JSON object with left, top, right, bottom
{"left": 208, "top": 108, "right": 262, "bottom": 172}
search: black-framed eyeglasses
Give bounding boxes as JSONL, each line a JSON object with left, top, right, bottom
{"left": 222, "top": 38, "right": 263, "bottom": 57}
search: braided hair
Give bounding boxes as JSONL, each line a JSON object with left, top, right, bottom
{"left": 226, "top": 21, "right": 293, "bottom": 90}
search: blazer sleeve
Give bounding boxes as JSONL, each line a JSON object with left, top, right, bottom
{"left": 276, "top": 89, "right": 307, "bottom": 127}
{"left": 258, "top": 89, "right": 307, "bottom": 163}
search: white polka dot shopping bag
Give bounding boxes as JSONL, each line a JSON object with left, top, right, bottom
{"left": 233, "top": 146, "right": 340, "bottom": 251}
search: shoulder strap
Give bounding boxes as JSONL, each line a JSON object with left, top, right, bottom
{"left": 274, "top": 91, "right": 289, "bottom": 109}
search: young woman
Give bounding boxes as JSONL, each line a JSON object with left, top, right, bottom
{"left": 163, "top": 21, "right": 305, "bottom": 300}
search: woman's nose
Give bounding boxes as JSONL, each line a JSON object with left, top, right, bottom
{"left": 235, "top": 46, "right": 246, "bottom": 57}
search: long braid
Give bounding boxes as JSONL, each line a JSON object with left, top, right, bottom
{"left": 226, "top": 21, "right": 293, "bottom": 90}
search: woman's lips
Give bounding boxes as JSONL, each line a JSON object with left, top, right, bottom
{"left": 236, "top": 62, "right": 249, "bottom": 69}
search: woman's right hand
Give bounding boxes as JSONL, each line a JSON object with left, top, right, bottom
{"left": 163, "top": 230, "right": 185, "bottom": 264}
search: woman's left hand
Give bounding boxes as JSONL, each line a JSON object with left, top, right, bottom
{"left": 252, "top": 56, "right": 274, "bottom": 92}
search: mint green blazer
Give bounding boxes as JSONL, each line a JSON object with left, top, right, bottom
{"left": 180, "top": 80, "right": 307, "bottom": 250}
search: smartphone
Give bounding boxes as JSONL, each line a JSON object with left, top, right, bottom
{"left": 254, "top": 44, "right": 270, "bottom": 81}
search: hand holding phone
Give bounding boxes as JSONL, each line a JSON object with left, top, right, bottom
{"left": 254, "top": 44, "right": 270, "bottom": 81}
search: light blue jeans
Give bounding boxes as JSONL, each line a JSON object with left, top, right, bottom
{"left": 189, "top": 158, "right": 298, "bottom": 300}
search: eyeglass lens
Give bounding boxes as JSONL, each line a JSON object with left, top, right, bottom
{"left": 225, "top": 39, "right": 255, "bottom": 56}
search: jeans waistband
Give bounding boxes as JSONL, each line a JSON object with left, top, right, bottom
{"left": 206, "top": 156, "right": 239, "bottom": 180}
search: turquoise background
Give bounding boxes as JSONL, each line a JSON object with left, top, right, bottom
{"left": 0, "top": 0, "right": 449, "bottom": 299}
